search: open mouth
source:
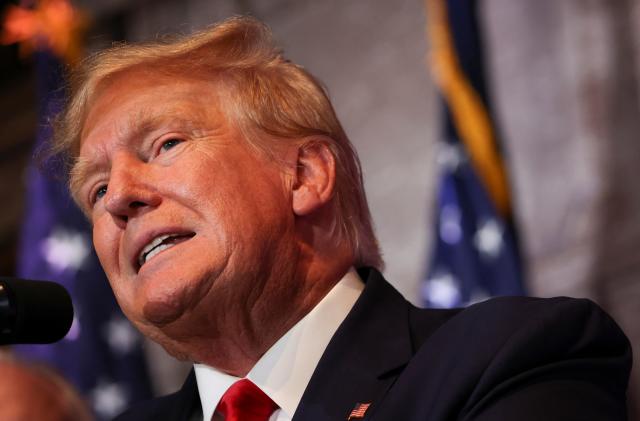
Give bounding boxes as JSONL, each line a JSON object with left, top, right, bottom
{"left": 138, "top": 233, "right": 195, "bottom": 269}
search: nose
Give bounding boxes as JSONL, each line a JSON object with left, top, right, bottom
{"left": 103, "top": 152, "right": 161, "bottom": 224}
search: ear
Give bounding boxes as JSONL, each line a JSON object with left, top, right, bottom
{"left": 292, "top": 140, "right": 336, "bottom": 216}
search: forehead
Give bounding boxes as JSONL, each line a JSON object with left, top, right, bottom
{"left": 81, "top": 68, "right": 222, "bottom": 149}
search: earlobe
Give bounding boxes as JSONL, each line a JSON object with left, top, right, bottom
{"left": 292, "top": 140, "right": 336, "bottom": 216}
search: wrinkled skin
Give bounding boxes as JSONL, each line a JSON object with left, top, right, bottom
{"left": 74, "top": 68, "right": 352, "bottom": 375}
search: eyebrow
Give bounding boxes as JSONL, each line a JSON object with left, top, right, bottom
{"left": 68, "top": 110, "right": 211, "bottom": 203}
{"left": 69, "top": 156, "right": 102, "bottom": 206}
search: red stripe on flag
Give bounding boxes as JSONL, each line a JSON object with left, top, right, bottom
{"left": 348, "top": 402, "right": 371, "bottom": 419}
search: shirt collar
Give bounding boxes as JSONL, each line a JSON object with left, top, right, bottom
{"left": 194, "top": 268, "right": 364, "bottom": 420}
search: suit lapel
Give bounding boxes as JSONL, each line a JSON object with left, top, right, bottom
{"left": 169, "top": 369, "right": 201, "bottom": 421}
{"left": 293, "top": 268, "right": 413, "bottom": 421}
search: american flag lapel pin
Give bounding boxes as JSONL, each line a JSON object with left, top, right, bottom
{"left": 347, "top": 402, "right": 371, "bottom": 420}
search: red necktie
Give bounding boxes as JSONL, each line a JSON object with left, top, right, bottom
{"left": 215, "top": 379, "right": 278, "bottom": 421}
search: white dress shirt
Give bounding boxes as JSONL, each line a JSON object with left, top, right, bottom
{"left": 194, "top": 268, "right": 364, "bottom": 421}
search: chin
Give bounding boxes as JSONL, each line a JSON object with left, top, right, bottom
{"left": 141, "top": 299, "right": 186, "bottom": 326}
{"left": 159, "top": 342, "right": 192, "bottom": 362}
{"left": 144, "top": 327, "right": 194, "bottom": 362}
{"left": 135, "top": 271, "right": 203, "bottom": 326}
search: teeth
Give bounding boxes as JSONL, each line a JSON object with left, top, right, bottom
{"left": 144, "top": 243, "right": 175, "bottom": 264}
{"left": 138, "top": 234, "right": 175, "bottom": 267}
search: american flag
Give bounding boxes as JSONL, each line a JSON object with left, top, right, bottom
{"left": 348, "top": 402, "right": 371, "bottom": 420}
{"left": 422, "top": 0, "right": 525, "bottom": 308}
{"left": 4, "top": 2, "right": 153, "bottom": 419}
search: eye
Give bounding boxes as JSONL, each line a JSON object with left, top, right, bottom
{"left": 160, "top": 138, "right": 182, "bottom": 152}
{"left": 93, "top": 185, "right": 108, "bottom": 203}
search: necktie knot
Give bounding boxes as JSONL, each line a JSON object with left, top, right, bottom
{"left": 216, "top": 379, "right": 278, "bottom": 421}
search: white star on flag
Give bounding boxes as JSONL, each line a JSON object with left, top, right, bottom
{"left": 437, "top": 142, "right": 466, "bottom": 171}
{"left": 474, "top": 219, "right": 504, "bottom": 260}
{"left": 104, "top": 317, "right": 140, "bottom": 355}
{"left": 422, "top": 270, "right": 461, "bottom": 308}
{"left": 91, "top": 380, "right": 129, "bottom": 419}
{"left": 439, "top": 204, "right": 462, "bottom": 244}
{"left": 40, "top": 227, "right": 90, "bottom": 273}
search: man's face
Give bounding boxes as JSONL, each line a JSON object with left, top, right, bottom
{"left": 75, "top": 69, "right": 299, "bottom": 355}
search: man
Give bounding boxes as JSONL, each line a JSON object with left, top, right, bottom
{"left": 54, "top": 17, "right": 630, "bottom": 420}
{"left": 0, "top": 354, "right": 93, "bottom": 421}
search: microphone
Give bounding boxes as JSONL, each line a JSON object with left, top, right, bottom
{"left": 0, "top": 277, "right": 74, "bottom": 345}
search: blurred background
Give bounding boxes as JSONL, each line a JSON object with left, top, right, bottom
{"left": 1, "top": 0, "right": 639, "bottom": 419}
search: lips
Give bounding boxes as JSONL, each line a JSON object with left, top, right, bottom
{"left": 136, "top": 232, "right": 195, "bottom": 269}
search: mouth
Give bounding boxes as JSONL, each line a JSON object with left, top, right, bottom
{"left": 137, "top": 232, "right": 195, "bottom": 269}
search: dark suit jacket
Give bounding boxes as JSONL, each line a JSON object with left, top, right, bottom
{"left": 115, "top": 268, "right": 631, "bottom": 420}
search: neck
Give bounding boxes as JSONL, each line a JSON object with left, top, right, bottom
{"left": 182, "top": 242, "right": 354, "bottom": 377}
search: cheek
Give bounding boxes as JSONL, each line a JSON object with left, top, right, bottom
{"left": 94, "top": 227, "right": 131, "bottom": 309}
{"left": 92, "top": 219, "right": 121, "bottom": 276}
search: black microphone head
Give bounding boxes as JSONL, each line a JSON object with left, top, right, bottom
{"left": 0, "top": 278, "right": 74, "bottom": 345}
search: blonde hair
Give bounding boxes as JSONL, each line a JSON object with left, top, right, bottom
{"left": 54, "top": 16, "right": 383, "bottom": 269}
